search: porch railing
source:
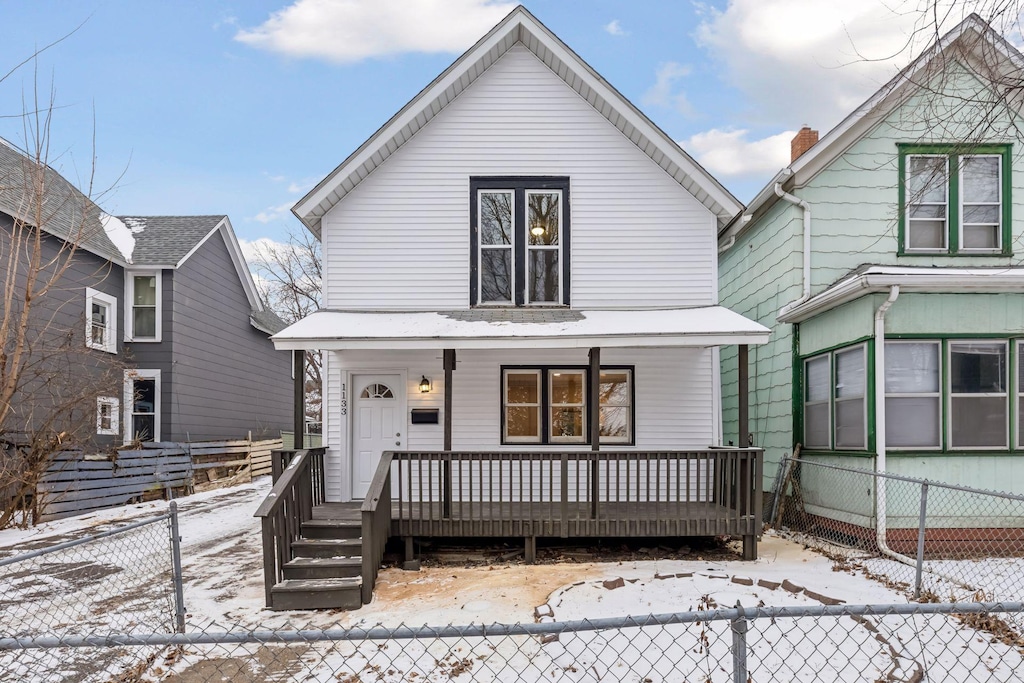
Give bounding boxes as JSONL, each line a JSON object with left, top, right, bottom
{"left": 254, "top": 448, "right": 326, "bottom": 607}
{"left": 377, "top": 449, "right": 762, "bottom": 542}
{"left": 361, "top": 452, "right": 394, "bottom": 605}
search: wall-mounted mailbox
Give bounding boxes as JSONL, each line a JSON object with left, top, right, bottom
{"left": 411, "top": 409, "right": 440, "bottom": 424}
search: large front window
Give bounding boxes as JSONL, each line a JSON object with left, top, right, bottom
{"left": 900, "top": 145, "right": 1011, "bottom": 255}
{"left": 502, "top": 367, "right": 632, "bottom": 445}
{"left": 472, "top": 178, "right": 570, "bottom": 306}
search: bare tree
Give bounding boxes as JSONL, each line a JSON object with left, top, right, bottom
{"left": 248, "top": 227, "right": 323, "bottom": 431}
{"left": 0, "top": 84, "right": 126, "bottom": 528}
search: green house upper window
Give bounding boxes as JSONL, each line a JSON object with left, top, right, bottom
{"left": 899, "top": 144, "right": 1012, "bottom": 256}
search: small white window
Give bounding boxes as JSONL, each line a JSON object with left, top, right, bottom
{"left": 96, "top": 397, "right": 120, "bottom": 435}
{"left": 549, "top": 369, "right": 586, "bottom": 443}
{"left": 504, "top": 370, "right": 542, "bottom": 443}
{"left": 85, "top": 288, "right": 117, "bottom": 353}
{"left": 126, "top": 272, "right": 161, "bottom": 342}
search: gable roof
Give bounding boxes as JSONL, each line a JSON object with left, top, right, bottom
{"left": 125, "top": 215, "right": 228, "bottom": 266}
{"left": 0, "top": 138, "right": 125, "bottom": 264}
{"left": 120, "top": 215, "right": 267, "bottom": 320}
{"left": 724, "top": 13, "right": 1024, "bottom": 242}
{"left": 293, "top": 5, "right": 742, "bottom": 235}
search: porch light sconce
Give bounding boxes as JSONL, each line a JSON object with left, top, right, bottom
{"left": 419, "top": 376, "right": 431, "bottom": 393}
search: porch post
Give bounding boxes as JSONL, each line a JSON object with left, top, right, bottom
{"left": 293, "top": 349, "right": 305, "bottom": 450}
{"left": 589, "top": 347, "right": 600, "bottom": 517}
{"left": 738, "top": 345, "right": 749, "bottom": 448}
{"left": 443, "top": 349, "right": 455, "bottom": 518}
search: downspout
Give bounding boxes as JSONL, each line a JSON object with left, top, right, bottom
{"left": 873, "top": 286, "right": 915, "bottom": 566}
{"left": 775, "top": 184, "right": 811, "bottom": 306}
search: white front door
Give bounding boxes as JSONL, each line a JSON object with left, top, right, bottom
{"left": 352, "top": 374, "right": 404, "bottom": 499}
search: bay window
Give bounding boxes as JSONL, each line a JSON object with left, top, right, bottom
{"left": 802, "top": 345, "right": 867, "bottom": 450}
{"left": 949, "top": 341, "right": 1007, "bottom": 448}
{"left": 884, "top": 342, "right": 941, "bottom": 448}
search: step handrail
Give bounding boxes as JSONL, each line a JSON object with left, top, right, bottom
{"left": 361, "top": 451, "right": 395, "bottom": 605}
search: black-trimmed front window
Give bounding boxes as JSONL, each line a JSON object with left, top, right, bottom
{"left": 471, "top": 177, "right": 570, "bottom": 306}
{"left": 501, "top": 367, "right": 632, "bottom": 445}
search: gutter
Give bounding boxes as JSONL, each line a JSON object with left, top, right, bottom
{"left": 774, "top": 184, "right": 812, "bottom": 312}
{"left": 871, "top": 286, "right": 916, "bottom": 567}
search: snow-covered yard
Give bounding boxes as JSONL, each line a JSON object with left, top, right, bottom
{"left": 2, "top": 479, "right": 1023, "bottom": 682}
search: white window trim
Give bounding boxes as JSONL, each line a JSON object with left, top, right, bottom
{"left": 85, "top": 287, "right": 117, "bottom": 354}
{"left": 123, "top": 369, "right": 161, "bottom": 444}
{"left": 947, "top": 340, "right": 1008, "bottom": 451}
{"left": 905, "top": 154, "right": 949, "bottom": 253}
{"left": 503, "top": 369, "right": 542, "bottom": 444}
{"left": 958, "top": 154, "right": 1003, "bottom": 253}
{"left": 883, "top": 340, "right": 942, "bottom": 451}
{"left": 548, "top": 368, "right": 586, "bottom": 444}
{"left": 803, "top": 355, "right": 832, "bottom": 449}
{"left": 525, "top": 189, "right": 562, "bottom": 306}
{"left": 125, "top": 271, "right": 162, "bottom": 342}
{"left": 96, "top": 396, "right": 120, "bottom": 435}
{"left": 834, "top": 344, "right": 868, "bottom": 450}
{"left": 478, "top": 189, "right": 515, "bottom": 306}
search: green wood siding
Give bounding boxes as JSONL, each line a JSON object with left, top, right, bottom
{"left": 799, "top": 296, "right": 879, "bottom": 356}
{"left": 719, "top": 199, "right": 803, "bottom": 488}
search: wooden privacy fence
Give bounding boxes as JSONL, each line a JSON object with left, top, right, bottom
{"left": 34, "top": 438, "right": 284, "bottom": 521}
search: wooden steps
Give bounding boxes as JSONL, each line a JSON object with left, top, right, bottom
{"left": 269, "top": 516, "right": 365, "bottom": 611}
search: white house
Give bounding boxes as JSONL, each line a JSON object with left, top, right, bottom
{"left": 263, "top": 5, "right": 769, "bottom": 609}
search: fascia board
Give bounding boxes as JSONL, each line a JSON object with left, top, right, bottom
{"left": 272, "top": 332, "right": 770, "bottom": 351}
{"left": 778, "top": 268, "right": 1024, "bottom": 323}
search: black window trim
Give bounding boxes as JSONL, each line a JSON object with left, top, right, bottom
{"left": 470, "top": 176, "right": 571, "bottom": 306}
{"left": 499, "top": 364, "right": 635, "bottom": 446}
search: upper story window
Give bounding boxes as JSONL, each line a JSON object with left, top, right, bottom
{"left": 470, "top": 177, "right": 570, "bottom": 306}
{"left": 899, "top": 144, "right": 1012, "bottom": 256}
{"left": 126, "top": 272, "right": 161, "bottom": 342}
{"left": 85, "top": 287, "right": 117, "bottom": 354}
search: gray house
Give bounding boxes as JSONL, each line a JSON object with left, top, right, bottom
{"left": 0, "top": 141, "right": 292, "bottom": 449}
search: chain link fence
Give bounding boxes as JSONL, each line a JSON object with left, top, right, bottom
{"left": 771, "top": 457, "right": 1024, "bottom": 606}
{"left": 0, "top": 503, "right": 184, "bottom": 682}
{"left": 1, "top": 601, "right": 1023, "bottom": 682}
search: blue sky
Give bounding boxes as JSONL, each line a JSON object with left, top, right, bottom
{"left": 0, "top": 1, "right": 999, "bottom": 251}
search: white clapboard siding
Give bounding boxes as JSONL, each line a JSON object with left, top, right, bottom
{"left": 321, "top": 45, "right": 716, "bottom": 310}
{"left": 325, "top": 347, "right": 717, "bottom": 501}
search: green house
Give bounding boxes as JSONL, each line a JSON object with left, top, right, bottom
{"left": 719, "top": 14, "right": 1024, "bottom": 530}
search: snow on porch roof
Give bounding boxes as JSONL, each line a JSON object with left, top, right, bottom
{"left": 271, "top": 307, "right": 770, "bottom": 351}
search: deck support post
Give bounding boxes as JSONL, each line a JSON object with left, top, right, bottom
{"left": 525, "top": 536, "right": 536, "bottom": 564}
{"left": 738, "top": 345, "right": 749, "bottom": 448}
{"left": 293, "top": 350, "right": 305, "bottom": 450}
{"left": 402, "top": 536, "right": 421, "bottom": 570}
{"left": 588, "top": 347, "right": 600, "bottom": 518}
{"left": 742, "top": 534, "right": 757, "bottom": 561}
{"left": 443, "top": 349, "right": 455, "bottom": 518}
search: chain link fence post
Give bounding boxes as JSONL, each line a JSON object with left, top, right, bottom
{"left": 169, "top": 501, "right": 186, "bottom": 634}
{"left": 731, "top": 601, "right": 748, "bottom": 683}
{"left": 914, "top": 481, "right": 929, "bottom": 600}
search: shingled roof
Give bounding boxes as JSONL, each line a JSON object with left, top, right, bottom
{"left": 0, "top": 139, "right": 124, "bottom": 263}
{"left": 121, "top": 215, "right": 227, "bottom": 266}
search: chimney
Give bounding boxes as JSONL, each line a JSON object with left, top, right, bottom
{"left": 791, "top": 125, "right": 819, "bottom": 162}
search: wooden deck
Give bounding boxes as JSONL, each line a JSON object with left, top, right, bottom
{"left": 314, "top": 500, "right": 752, "bottom": 538}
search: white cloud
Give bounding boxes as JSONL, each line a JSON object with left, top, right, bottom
{"left": 287, "top": 180, "right": 314, "bottom": 194}
{"left": 682, "top": 128, "right": 795, "bottom": 178}
{"left": 604, "top": 19, "right": 627, "bottom": 36}
{"left": 253, "top": 202, "right": 294, "bottom": 224}
{"left": 696, "top": 0, "right": 995, "bottom": 130}
{"left": 236, "top": 0, "right": 516, "bottom": 63}
{"left": 642, "top": 62, "right": 693, "bottom": 116}
{"left": 239, "top": 236, "right": 290, "bottom": 264}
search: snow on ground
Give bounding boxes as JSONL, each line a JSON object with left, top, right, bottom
{"left": 3, "top": 481, "right": 1024, "bottom": 682}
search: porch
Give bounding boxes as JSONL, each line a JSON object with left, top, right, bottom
{"left": 256, "top": 446, "right": 762, "bottom": 610}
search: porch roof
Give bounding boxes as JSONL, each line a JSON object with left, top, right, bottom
{"left": 272, "top": 306, "right": 769, "bottom": 350}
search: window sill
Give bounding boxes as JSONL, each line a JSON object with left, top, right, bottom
{"left": 86, "top": 343, "right": 117, "bottom": 355}
{"left": 898, "top": 250, "right": 1013, "bottom": 258}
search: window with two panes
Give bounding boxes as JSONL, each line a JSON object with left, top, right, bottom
{"left": 502, "top": 367, "right": 632, "bottom": 444}
{"left": 803, "top": 346, "right": 867, "bottom": 450}
{"left": 902, "top": 146, "right": 1009, "bottom": 254}
{"left": 473, "top": 178, "right": 568, "bottom": 306}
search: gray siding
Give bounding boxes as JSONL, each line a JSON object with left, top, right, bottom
{"left": 125, "top": 270, "right": 174, "bottom": 442}
{"left": 169, "top": 232, "right": 291, "bottom": 441}
{"left": 0, "top": 214, "right": 125, "bottom": 451}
